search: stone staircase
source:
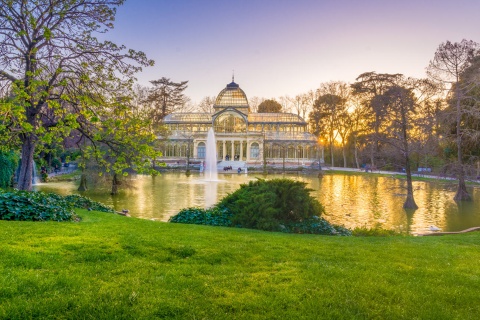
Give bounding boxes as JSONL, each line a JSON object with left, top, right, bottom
{"left": 217, "top": 161, "right": 247, "bottom": 173}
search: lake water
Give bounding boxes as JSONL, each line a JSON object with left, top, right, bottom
{"left": 34, "top": 172, "right": 480, "bottom": 234}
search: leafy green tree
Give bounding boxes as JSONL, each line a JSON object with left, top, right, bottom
{"left": 75, "top": 96, "right": 160, "bottom": 195}
{"left": 257, "top": 99, "right": 282, "bottom": 113}
{"left": 0, "top": 0, "right": 153, "bottom": 190}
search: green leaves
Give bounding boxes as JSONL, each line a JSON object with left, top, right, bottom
{"left": 0, "top": 151, "right": 19, "bottom": 188}
{"left": 170, "top": 179, "right": 349, "bottom": 235}
{"left": 218, "top": 178, "right": 324, "bottom": 231}
{"left": 0, "top": 191, "right": 114, "bottom": 222}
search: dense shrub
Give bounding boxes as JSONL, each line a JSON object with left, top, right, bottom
{"left": 281, "top": 216, "right": 351, "bottom": 236}
{"left": 0, "top": 191, "right": 74, "bottom": 221}
{"left": 64, "top": 194, "right": 115, "bottom": 213}
{"left": 169, "top": 207, "right": 233, "bottom": 226}
{"left": 0, "top": 151, "right": 19, "bottom": 188}
{"left": 170, "top": 178, "right": 348, "bottom": 235}
{"left": 217, "top": 178, "right": 324, "bottom": 231}
{"left": 0, "top": 191, "right": 114, "bottom": 221}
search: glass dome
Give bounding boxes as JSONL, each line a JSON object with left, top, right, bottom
{"left": 214, "top": 81, "right": 249, "bottom": 109}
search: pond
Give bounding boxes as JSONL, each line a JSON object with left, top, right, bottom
{"left": 34, "top": 172, "right": 480, "bottom": 234}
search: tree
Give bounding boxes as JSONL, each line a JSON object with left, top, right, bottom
{"left": 257, "top": 99, "right": 282, "bottom": 113}
{"left": 144, "top": 77, "right": 188, "bottom": 125}
{"left": 278, "top": 95, "right": 292, "bottom": 113}
{"left": 76, "top": 96, "right": 160, "bottom": 195}
{"left": 348, "top": 95, "right": 370, "bottom": 169}
{"left": 351, "top": 72, "right": 404, "bottom": 168}
{"left": 249, "top": 96, "right": 264, "bottom": 113}
{"left": 378, "top": 84, "right": 418, "bottom": 209}
{"left": 289, "top": 94, "right": 309, "bottom": 119}
{"left": 197, "top": 96, "right": 216, "bottom": 114}
{"left": 427, "top": 39, "right": 480, "bottom": 201}
{"left": 309, "top": 82, "right": 349, "bottom": 167}
{"left": 310, "top": 94, "right": 342, "bottom": 166}
{"left": 0, "top": 0, "right": 153, "bottom": 191}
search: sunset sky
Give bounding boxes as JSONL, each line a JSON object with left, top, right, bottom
{"left": 108, "top": 0, "right": 480, "bottom": 104}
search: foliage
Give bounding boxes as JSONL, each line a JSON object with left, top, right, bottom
{"left": 427, "top": 39, "right": 480, "bottom": 201}
{"left": 0, "top": 150, "right": 18, "bottom": 188}
{"left": 144, "top": 77, "right": 189, "bottom": 125}
{"left": 217, "top": 178, "right": 324, "bottom": 232}
{"left": 169, "top": 207, "right": 233, "bottom": 227}
{"left": 170, "top": 179, "right": 347, "bottom": 235}
{"left": 0, "top": 0, "right": 154, "bottom": 190}
{"left": 0, "top": 190, "right": 113, "bottom": 221}
{"left": 280, "top": 216, "right": 351, "bottom": 236}
{"left": 0, "top": 191, "right": 74, "bottom": 221}
{"left": 257, "top": 99, "right": 282, "bottom": 113}
{"left": 51, "top": 158, "right": 62, "bottom": 169}
{"left": 63, "top": 194, "right": 114, "bottom": 213}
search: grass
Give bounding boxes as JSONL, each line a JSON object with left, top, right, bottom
{"left": 47, "top": 169, "right": 81, "bottom": 182}
{"left": 1, "top": 211, "right": 479, "bottom": 319}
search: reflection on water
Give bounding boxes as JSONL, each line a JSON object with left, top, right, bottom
{"left": 35, "top": 172, "right": 480, "bottom": 234}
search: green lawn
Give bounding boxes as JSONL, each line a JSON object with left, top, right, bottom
{"left": 1, "top": 211, "right": 479, "bottom": 319}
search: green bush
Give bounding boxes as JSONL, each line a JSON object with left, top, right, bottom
{"left": 0, "top": 191, "right": 114, "bottom": 221}
{"left": 0, "top": 191, "right": 74, "bottom": 221}
{"left": 217, "top": 178, "right": 324, "bottom": 231}
{"left": 170, "top": 179, "right": 348, "bottom": 235}
{"left": 0, "top": 151, "right": 19, "bottom": 188}
{"left": 169, "top": 207, "right": 233, "bottom": 227}
{"left": 64, "top": 194, "right": 115, "bottom": 213}
{"left": 281, "top": 216, "right": 351, "bottom": 236}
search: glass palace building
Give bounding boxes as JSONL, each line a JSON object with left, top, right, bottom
{"left": 161, "top": 80, "right": 319, "bottom": 165}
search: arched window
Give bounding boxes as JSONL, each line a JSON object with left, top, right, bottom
{"left": 214, "top": 112, "right": 246, "bottom": 133}
{"left": 250, "top": 142, "right": 260, "bottom": 159}
{"left": 197, "top": 142, "right": 206, "bottom": 159}
{"left": 297, "top": 146, "right": 304, "bottom": 159}
{"left": 288, "top": 145, "right": 295, "bottom": 158}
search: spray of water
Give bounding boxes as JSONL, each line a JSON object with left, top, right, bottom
{"left": 204, "top": 127, "right": 218, "bottom": 181}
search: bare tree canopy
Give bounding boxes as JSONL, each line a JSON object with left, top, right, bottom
{"left": 0, "top": 0, "right": 154, "bottom": 190}
{"left": 427, "top": 39, "right": 480, "bottom": 201}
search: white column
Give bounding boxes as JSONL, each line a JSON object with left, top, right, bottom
{"left": 231, "top": 140, "right": 235, "bottom": 160}
{"left": 222, "top": 140, "right": 226, "bottom": 160}
{"left": 240, "top": 141, "right": 244, "bottom": 161}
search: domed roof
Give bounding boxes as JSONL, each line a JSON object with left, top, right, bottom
{"left": 214, "top": 81, "right": 249, "bottom": 108}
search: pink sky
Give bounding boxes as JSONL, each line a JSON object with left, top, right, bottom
{"left": 108, "top": 0, "right": 480, "bottom": 103}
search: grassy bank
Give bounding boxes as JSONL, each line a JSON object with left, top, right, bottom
{"left": 1, "top": 211, "right": 479, "bottom": 319}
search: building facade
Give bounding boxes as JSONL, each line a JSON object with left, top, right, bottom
{"left": 161, "top": 80, "right": 320, "bottom": 165}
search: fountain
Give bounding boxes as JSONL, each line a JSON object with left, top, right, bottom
{"left": 204, "top": 127, "right": 218, "bottom": 181}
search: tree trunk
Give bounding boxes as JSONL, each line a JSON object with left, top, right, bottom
{"left": 78, "top": 169, "right": 88, "bottom": 191}
{"left": 17, "top": 135, "right": 36, "bottom": 191}
{"left": 111, "top": 173, "right": 119, "bottom": 195}
{"left": 400, "top": 101, "right": 417, "bottom": 210}
{"left": 403, "top": 160, "right": 418, "bottom": 209}
{"left": 342, "top": 143, "right": 347, "bottom": 168}
{"left": 454, "top": 91, "right": 471, "bottom": 201}
{"left": 354, "top": 136, "right": 360, "bottom": 169}
{"left": 330, "top": 141, "right": 334, "bottom": 167}
{"left": 454, "top": 174, "right": 471, "bottom": 201}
